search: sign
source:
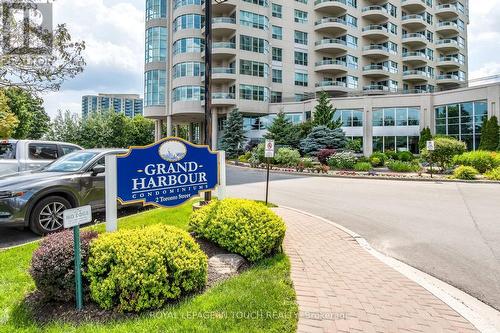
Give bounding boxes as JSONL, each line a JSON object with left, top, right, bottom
{"left": 116, "top": 138, "right": 218, "bottom": 207}
{"left": 426, "top": 140, "right": 435, "bottom": 151}
{"left": 265, "top": 139, "right": 275, "bottom": 158}
{"left": 63, "top": 205, "right": 92, "bottom": 229}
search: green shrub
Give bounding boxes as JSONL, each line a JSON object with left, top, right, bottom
{"left": 421, "top": 137, "right": 467, "bottom": 171}
{"left": 370, "top": 152, "right": 387, "bottom": 167}
{"left": 87, "top": 225, "right": 207, "bottom": 312}
{"left": 189, "top": 199, "right": 286, "bottom": 263}
{"left": 327, "top": 151, "right": 357, "bottom": 170}
{"left": 297, "top": 157, "right": 314, "bottom": 171}
{"left": 397, "top": 151, "right": 414, "bottom": 162}
{"left": 387, "top": 160, "right": 421, "bottom": 173}
{"left": 453, "top": 166, "right": 479, "bottom": 180}
{"left": 485, "top": 167, "right": 500, "bottom": 180}
{"left": 357, "top": 156, "right": 370, "bottom": 163}
{"left": 453, "top": 151, "right": 500, "bottom": 173}
{"left": 385, "top": 150, "right": 398, "bottom": 160}
{"left": 274, "top": 148, "right": 301, "bottom": 167}
{"left": 238, "top": 152, "right": 252, "bottom": 163}
{"left": 249, "top": 143, "right": 268, "bottom": 166}
{"left": 346, "top": 138, "right": 362, "bottom": 153}
{"left": 29, "top": 230, "right": 98, "bottom": 302}
{"left": 354, "top": 162, "right": 372, "bottom": 172}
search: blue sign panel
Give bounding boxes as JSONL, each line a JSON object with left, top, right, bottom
{"left": 117, "top": 138, "right": 218, "bottom": 207}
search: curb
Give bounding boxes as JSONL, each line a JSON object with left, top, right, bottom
{"left": 278, "top": 205, "right": 500, "bottom": 333}
{"left": 228, "top": 163, "right": 500, "bottom": 185}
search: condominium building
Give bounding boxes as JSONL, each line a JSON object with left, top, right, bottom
{"left": 82, "top": 94, "right": 144, "bottom": 119}
{"left": 144, "top": 0, "right": 482, "bottom": 153}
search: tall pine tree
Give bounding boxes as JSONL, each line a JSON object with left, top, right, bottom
{"left": 418, "top": 127, "right": 433, "bottom": 151}
{"left": 264, "top": 112, "right": 300, "bottom": 148}
{"left": 313, "top": 91, "right": 342, "bottom": 129}
{"left": 479, "top": 116, "right": 499, "bottom": 151}
{"left": 220, "top": 109, "right": 246, "bottom": 158}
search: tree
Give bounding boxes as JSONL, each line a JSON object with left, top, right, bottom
{"left": 129, "top": 116, "right": 155, "bottom": 146}
{"left": 45, "top": 110, "right": 81, "bottom": 144}
{"left": 418, "top": 127, "right": 433, "bottom": 151}
{"left": 3, "top": 88, "right": 50, "bottom": 139}
{"left": 312, "top": 92, "right": 342, "bottom": 129}
{"left": 220, "top": 109, "right": 246, "bottom": 158}
{"left": 1, "top": 2, "right": 85, "bottom": 93}
{"left": 264, "top": 112, "right": 300, "bottom": 148}
{"left": 300, "top": 125, "right": 347, "bottom": 156}
{"left": 479, "top": 116, "right": 499, "bottom": 151}
{"left": 298, "top": 120, "right": 313, "bottom": 140}
{"left": 421, "top": 137, "right": 466, "bottom": 172}
{"left": 0, "top": 90, "right": 19, "bottom": 138}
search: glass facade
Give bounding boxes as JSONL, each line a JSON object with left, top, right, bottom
{"left": 373, "top": 107, "right": 420, "bottom": 127}
{"left": 173, "top": 62, "right": 204, "bottom": 78}
{"left": 373, "top": 136, "right": 420, "bottom": 154}
{"left": 145, "top": 27, "right": 167, "bottom": 63}
{"left": 173, "top": 86, "right": 204, "bottom": 102}
{"left": 146, "top": 0, "right": 167, "bottom": 20}
{"left": 435, "top": 100, "right": 488, "bottom": 150}
{"left": 173, "top": 14, "right": 202, "bottom": 32}
{"left": 334, "top": 109, "right": 363, "bottom": 127}
{"left": 173, "top": 0, "right": 201, "bottom": 9}
{"left": 144, "top": 70, "right": 166, "bottom": 106}
{"left": 239, "top": 85, "right": 270, "bottom": 101}
{"left": 173, "top": 38, "right": 204, "bottom": 55}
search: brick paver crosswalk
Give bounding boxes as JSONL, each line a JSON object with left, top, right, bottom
{"left": 274, "top": 207, "right": 478, "bottom": 333}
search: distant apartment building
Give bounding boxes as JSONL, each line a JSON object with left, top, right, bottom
{"left": 81, "top": 94, "right": 144, "bottom": 119}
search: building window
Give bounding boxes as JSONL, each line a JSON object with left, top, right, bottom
{"left": 173, "top": 37, "right": 204, "bottom": 55}
{"left": 435, "top": 101, "right": 488, "bottom": 150}
{"left": 272, "top": 47, "right": 282, "bottom": 61}
{"left": 294, "top": 9, "right": 308, "bottom": 23}
{"left": 145, "top": 27, "right": 167, "bottom": 63}
{"left": 173, "top": 85, "right": 204, "bottom": 102}
{"left": 272, "top": 25, "right": 283, "bottom": 40}
{"left": 372, "top": 107, "right": 420, "bottom": 127}
{"left": 294, "top": 72, "right": 308, "bottom": 86}
{"left": 144, "top": 70, "right": 166, "bottom": 106}
{"left": 295, "top": 0, "right": 307, "bottom": 4}
{"left": 334, "top": 109, "right": 363, "bottom": 127}
{"left": 240, "top": 11, "right": 269, "bottom": 30}
{"left": 146, "top": 0, "right": 167, "bottom": 20}
{"left": 173, "top": 14, "right": 202, "bottom": 31}
{"left": 294, "top": 30, "right": 307, "bottom": 45}
{"left": 240, "top": 60, "right": 269, "bottom": 77}
{"left": 174, "top": 0, "right": 201, "bottom": 9}
{"left": 272, "top": 3, "right": 282, "bottom": 18}
{"left": 173, "top": 62, "right": 204, "bottom": 78}
{"left": 243, "top": 0, "right": 269, "bottom": 6}
{"left": 294, "top": 51, "right": 308, "bottom": 66}
{"left": 239, "top": 84, "right": 270, "bottom": 101}
{"left": 373, "top": 136, "right": 420, "bottom": 154}
{"left": 271, "top": 91, "right": 282, "bottom": 103}
{"left": 240, "top": 35, "right": 269, "bottom": 54}
{"left": 272, "top": 69, "right": 282, "bottom": 83}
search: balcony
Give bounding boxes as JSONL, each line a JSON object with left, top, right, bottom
{"left": 362, "top": 44, "right": 389, "bottom": 58}
{"left": 435, "top": 39, "right": 460, "bottom": 52}
{"left": 435, "top": 21, "right": 460, "bottom": 36}
{"left": 211, "top": 17, "right": 236, "bottom": 38}
{"left": 315, "top": 80, "right": 352, "bottom": 94}
{"left": 436, "top": 74, "right": 463, "bottom": 86}
{"left": 202, "top": 0, "right": 236, "bottom": 16}
{"left": 361, "top": 6, "right": 389, "bottom": 21}
{"left": 314, "top": 38, "right": 348, "bottom": 53}
{"left": 314, "top": 0, "right": 347, "bottom": 15}
{"left": 403, "top": 70, "right": 431, "bottom": 82}
{"left": 210, "top": 92, "right": 236, "bottom": 106}
{"left": 314, "top": 18, "right": 347, "bottom": 34}
{"left": 363, "top": 85, "right": 393, "bottom": 95}
{"left": 401, "top": 14, "right": 427, "bottom": 29}
{"left": 362, "top": 25, "right": 389, "bottom": 40}
{"left": 362, "top": 64, "right": 391, "bottom": 78}
{"left": 402, "top": 33, "right": 428, "bottom": 47}
{"left": 437, "top": 56, "right": 462, "bottom": 70}
{"left": 402, "top": 52, "right": 428, "bottom": 65}
{"left": 435, "top": 4, "right": 459, "bottom": 19}
{"left": 202, "top": 42, "right": 236, "bottom": 60}
{"left": 201, "top": 67, "right": 236, "bottom": 83}
{"left": 314, "top": 59, "right": 348, "bottom": 74}
{"left": 401, "top": 0, "right": 426, "bottom": 12}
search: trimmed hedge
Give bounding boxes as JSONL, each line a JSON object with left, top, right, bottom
{"left": 370, "top": 152, "right": 387, "bottom": 167}
{"left": 86, "top": 225, "right": 207, "bottom": 312}
{"left": 29, "top": 230, "right": 98, "bottom": 302}
{"left": 485, "top": 167, "right": 500, "bottom": 180}
{"left": 327, "top": 151, "right": 357, "bottom": 170}
{"left": 274, "top": 148, "right": 301, "bottom": 167}
{"left": 189, "top": 199, "right": 286, "bottom": 262}
{"left": 453, "top": 166, "right": 479, "bottom": 180}
{"left": 453, "top": 151, "right": 500, "bottom": 173}
{"left": 387, "top": 160, "right": 421, "bottom": 173}
{"left": 354, "top": 162, "right": 372, "bottom": 172}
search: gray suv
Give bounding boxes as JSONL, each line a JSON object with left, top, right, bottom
{"left": 0, "top": 149, "right": 128, "bottom": 235}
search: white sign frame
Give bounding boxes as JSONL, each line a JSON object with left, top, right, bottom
{"left": 265, "top": 139, "right": 275, "bottom": 158}
{"left": 63, "top": 205, "right": 92, "bottom": 229}
{"left": 426, "top": 140, "right": 435, "bottom": 151}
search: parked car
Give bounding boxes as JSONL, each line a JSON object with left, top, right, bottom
{"left": 0, "top": 148, "right": 129, "bottom": 235}
{"left": 0, "top": 139, "right": 82, "bottom": 176}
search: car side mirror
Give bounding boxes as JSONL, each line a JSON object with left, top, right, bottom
{"left": 91, "top": 165, "right": 105, "bottom": 176}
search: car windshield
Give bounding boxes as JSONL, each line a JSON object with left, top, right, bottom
{"left": 42, "top": 151, "right": 99, "bottom": 172}
{"left": 0, "top": 143, "right": 16, "bottom": 159}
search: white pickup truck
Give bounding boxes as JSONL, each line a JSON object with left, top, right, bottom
{"left": 0, "top": 140, "right": 82, "bottom": 176}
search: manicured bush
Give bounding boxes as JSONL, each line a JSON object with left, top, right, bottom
{"left": 387, "top": 160, "right": 421, "bottom": 173}
{"left": 397, "top": 151, "right": 414, "bottom": 162}
{"left": 354, "top": 162, "right": 372, "bottom": 172}
{"left": 384, "top": 150, "right": 398, "bottom": 160}
{"left": 479, "top": 116, "right": 499, "bottom": 151}
{"left": 346, "top": 138, "right": 362, "bottom": 153}
{"left": 238, "top": 151, "right": 252, "bottom": 163}
{"left": 317, "top": 149, "right": 336, "bottom": 165}
{"left": 249, "top": 143, "right": 267, "bottom": 166}
{"left": 419, "top": 127, "right": 433, "bottom": 151}
{"left": 370, "top": 152, "right": 387, "bottom": 167}
{"left": 274, "top": 148, "right": 301, "bottom": 167}
{"left": 327, "top": 151, "right": 357, "bottom": 170}
{"left": 189, "top": 199, "right": 286, "bottom": 263}
{"left": 421, "top": 137, "right": 467, "bottom": 171}
{"left": 29, "top": 230, "right": 98, "bottom": 302}
{"left": 453, "top": 151, "right": 500, "bottom": 173}
{"left": 485, "top": 167, "right": 500, "bottom": 180}
{"left": 87, "top": 225, "right": 207, "bottom": 312}
{"left": 453, "top": 166, "right": 479, "bottom": 180}
{"left": 296, "top": 157, "right": 314, "bottom": 171}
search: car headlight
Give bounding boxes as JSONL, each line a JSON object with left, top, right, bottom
{"left": 0, "top": 191, "right": 25, "bottom": 199}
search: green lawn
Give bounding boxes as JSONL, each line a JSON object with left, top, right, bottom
{"left": 0, "top": 201, "right": 297, "bottom": 333}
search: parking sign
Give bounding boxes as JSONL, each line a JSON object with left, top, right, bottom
{"left": 426, "top": 140, "right": 435, "bottom": 151}
{"left": 265, "top": 139, "right": 275, "bottom": 158}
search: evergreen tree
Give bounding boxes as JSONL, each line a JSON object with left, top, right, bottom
{"left": 264, "top": 112, "right": 300, "bottom": 148}
{"left": 418, "top": 127, "right": 433, "bottom": 151}
{"left": 300, "top": 125, "right": 347, "bottom": 156}
{"left": 0, "top": 90, "right": 19, "bottom": 139}
{"left": 45, "top": 110, "right": 82, "bottom": 144}
{"left": 312, "top": 92, "right": 342, "bottom": 129}
{"left": 479, "top": 116, "right": 499, "bottom": 151}
{"left": 220, "top": 109, "right": 246, "bottom": 158}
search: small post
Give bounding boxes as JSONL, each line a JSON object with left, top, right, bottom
{"left": 217, "top": 151, "right": 226, "bottom": 200}
{"left": 265, "top": 158, "right": 270, "bottom": 205}
{"left": 73, "top": 225, "right": 83, "bottom": 310}
{"left": 264, "top": 139, "right": 275, "bottom": 205}
{"left": 105, "top": 154, "right": 117, "bottom": 232}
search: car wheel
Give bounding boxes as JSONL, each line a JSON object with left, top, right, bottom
{"left": 29, "top": 196, "right": 72, "bottom": 235}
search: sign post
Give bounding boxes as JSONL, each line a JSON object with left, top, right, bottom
{"left": 105, "top": 154, "right": 117, "bottom": 232}
{"left": 426, "top": 140, "right": 435, "bottom": 178}
{"left": 264, "top": 139, "right": 275, "bottom": 205}
{"left": 217, "top": 151, "right": 226, "bottom": 200}
{"left": 63, "top": 205, "right": 92, "bottom": 311}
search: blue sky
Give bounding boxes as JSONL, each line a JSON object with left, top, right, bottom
{"left": 42, "top": 0, "right": 500, "bottom": 118}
